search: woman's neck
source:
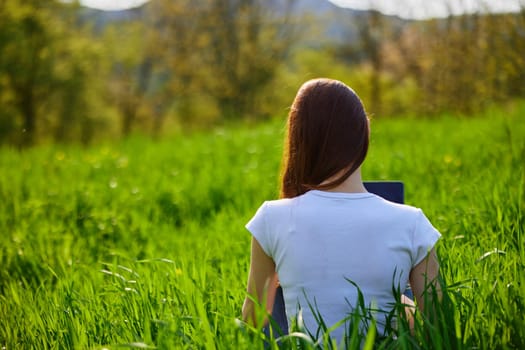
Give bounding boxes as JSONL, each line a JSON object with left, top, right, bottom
{"left": 321, "top": 167, "right": 368, "bottom": 193}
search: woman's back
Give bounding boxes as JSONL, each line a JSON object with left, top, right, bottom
{"left": 241, "top": 79, "right": 441, "bottom": 346}
{"left": 247, "top": 190, "right": 440, "bottom": 339}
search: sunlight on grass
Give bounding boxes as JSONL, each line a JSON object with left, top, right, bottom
{"left": 0, "top": 104, "right": 524, "bottom": 348}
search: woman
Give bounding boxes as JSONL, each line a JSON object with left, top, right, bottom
{"left": 242, "top": 78, "right": 440, "bottom": 343}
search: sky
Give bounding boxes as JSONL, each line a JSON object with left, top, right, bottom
{"left": 78, "top": 0, "right": 523, "bottom": 19}
{"left": 329, "top": 0, "right": 523, "bottom": 20}
{"left": 78, "top": 0, "right": 149, "bottom": 11}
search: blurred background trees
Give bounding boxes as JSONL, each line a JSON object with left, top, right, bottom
{"left": 386, "top": 11, "right": 525, "bottom": 114}
{"left": 149, "top": 0, "right": 297, "bottom": 125}
{"left": 0, "top": 0, "right": 107, "bottom": 146}
{"left": 0, "top": 0, "right": 523, "bottom": 146}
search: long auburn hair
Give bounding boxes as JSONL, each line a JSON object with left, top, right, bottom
{"left": 280, "top": 78, "right": 369, "bottom": 198}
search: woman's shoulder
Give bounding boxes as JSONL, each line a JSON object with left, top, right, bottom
{"left": 262, "top": 197, "right": 297, "bottom": 209}
{"left": 371, "top": 195, "right": 424, "bottom": 217}
{"left": 255, "top": 196, "right": 302, "bottom": 219}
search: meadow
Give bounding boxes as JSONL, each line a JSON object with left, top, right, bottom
{"left": 1, "top": 103, "right": 524, "bottom": 349}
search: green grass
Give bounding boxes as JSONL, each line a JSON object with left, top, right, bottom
{"left": 1, "top": 102, "right": 524, "bottom": 349}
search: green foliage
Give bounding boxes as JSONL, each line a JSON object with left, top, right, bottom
{"left": 148, "top": 0, "right": 297, "bottom": 125}
{"left": 0, "top": 0, "right": 111, "bottom": 146}
{"left": 277, "top": 48, "right": 421, "bottom": 118}
{"left": 1, "top": 0, "right": 524, "bottom": 145}
{"left": 1, "top": 103, "right": 524, "bottom": 348}
{"left": 381, "top": 13, "right": 525, "bottom": 115}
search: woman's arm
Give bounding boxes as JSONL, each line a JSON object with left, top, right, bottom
{"left": 242, "top": 237, "right": 278, "bottom": 326}
{"left": 409, "top": 247, "right": 441, "bottom": 313}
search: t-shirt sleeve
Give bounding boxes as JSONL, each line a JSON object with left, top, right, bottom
{"left": 411, "top": 209, "right": 441, "bottom": 266}
{"left": 245, "top": 202, "right": 273, "bottom": 258}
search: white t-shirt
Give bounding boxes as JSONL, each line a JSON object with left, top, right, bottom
{"left": 246, "top": 190, "right": 441, "bottom": 342}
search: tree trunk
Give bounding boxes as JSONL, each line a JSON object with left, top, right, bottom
{"left": 20, "top": 90, "right": 36, "bottom": 147}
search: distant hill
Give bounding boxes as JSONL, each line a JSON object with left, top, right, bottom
{"left": 77, "top": 0, "right": 409, "bottom": 43}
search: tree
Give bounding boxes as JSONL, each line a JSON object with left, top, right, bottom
{"left": 356, "top": 9, "right": 385, "bottom": 116}
{"left": 333, "top": 2, "right": 405, "bottom": 117}
{"left": 0, "top": 0, "right": 58, "bottom": 145}
{"left": 202, "top": 0, "right": 297, "bottom": 119}
{"left": 382, "top": 0, "right": 525, "bottom": 115}
{"left": 151, "top": 0, "right": 297, "bottom": 122}
{"left": 0, "top": 0, "right": 106, "bottom": 146}
{"left": 104, "top": 20, "right": 159, "bottom": 136}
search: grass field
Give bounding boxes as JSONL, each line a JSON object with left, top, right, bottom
{"left": 1, "top": 103, "right": 524, "bottom": 349}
